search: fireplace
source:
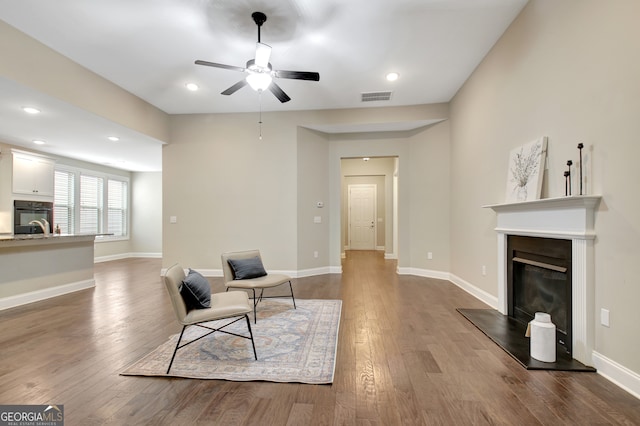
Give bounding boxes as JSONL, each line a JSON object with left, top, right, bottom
{"left": 507, "top": 235, "right": 572, "bottom": 354}
{"left": 485, "top": 195, "right": 601, "bottom": 366}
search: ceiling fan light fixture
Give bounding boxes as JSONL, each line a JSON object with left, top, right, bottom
{"left": 22, "top": 106, "right": 41, "bottom": 114}
{"left": 246, "top": 72, "right": 272, "bottom": 91}
{"left": 255, "top": 42, "right": 272, "bottom": 68}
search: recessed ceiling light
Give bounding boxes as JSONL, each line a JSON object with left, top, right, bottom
{"left": 185, "top": 83, "right": 199, "bottom": 91}
{"left": 108, "top": 136, "right": 120, "bottom": 142}
{"left": 22, "top": 106, "right": 41, "bottom": 114}
{"left": 386, "top": 72, "right": 399, "bottom": 82}
{"left": 33, "top": 140, "right": 46, "bottom": 145}
{"left": 363, "top": 157, "right": 370, "bottom": 162}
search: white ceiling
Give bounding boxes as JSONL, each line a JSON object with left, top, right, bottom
{"left": 0, "top": 0, "right": 528, "bottom": 171}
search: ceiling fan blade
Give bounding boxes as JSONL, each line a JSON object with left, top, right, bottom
{"left": 268, "top": 82, "right": 291, "bottom": 103}
{"left": 254, "top": 42, "right": 272, "bottom": 68}
{"left": 274, "top": 70, "right": 320, "bottom": 81}
{"left": 221, "top": 79, "right": 248, "bottom": 95}
{"left": 195, "top": 60, "right": 245, "bottom": 73}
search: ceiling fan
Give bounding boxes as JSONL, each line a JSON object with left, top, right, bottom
{"left": 195, "top": 11, "right": 320, "bottom": 103}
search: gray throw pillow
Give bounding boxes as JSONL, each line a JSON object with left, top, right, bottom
{"left": 228, "top": 256, "right": 267, "bottom": 280}
{"left": 179, "top": 269, "right": 211, "bottom": 310}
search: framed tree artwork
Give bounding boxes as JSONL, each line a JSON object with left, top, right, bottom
{"left": 505, "top": 136, "right": 548, "bottom": 203}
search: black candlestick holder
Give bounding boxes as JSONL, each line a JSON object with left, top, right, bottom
{"left": 566, "top": 160, "right": 573, "bottom": 196}
{"left": 577, "top": 143, "right": 584, "bottom": 195}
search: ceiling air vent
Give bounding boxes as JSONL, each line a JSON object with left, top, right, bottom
{"left": 361, "top": 91, "right": 393, "bottom": 102}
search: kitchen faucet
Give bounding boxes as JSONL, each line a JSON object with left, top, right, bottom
{"left": 29, "top": 218, "right": 50, "bottom": 235}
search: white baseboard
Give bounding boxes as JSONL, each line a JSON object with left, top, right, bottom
{"left": 329, "top": 265, "right": 343, "bottom": 274}
{"left": 0, "top": 279, "right": 95, "bottom": 311}
{"left": 448, "top": 273, "right": 499, "bottom": 309}
{"left": 94, "top": 252, "right": 162, "bottom": 263}
{"left": 133, "top": 252, "right": 162, "bottom": 258}
{"left": 296, "top": 267, "right": 334, "bottom": 278}
{"left": 188, "top": 267, "right": 341, "bottom": 279}
{"left": 397, "top": 267, "right": 450, "bottom": 281}
{"left": 592, "top": 351, "right": 640, "bottom": 400}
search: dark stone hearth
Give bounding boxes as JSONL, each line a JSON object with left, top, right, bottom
{"left": 457, "top": 308, "right": 595, "bottom": 372}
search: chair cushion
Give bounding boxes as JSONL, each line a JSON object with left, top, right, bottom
{"left": 179, "top": 269, "right": 211, "bottom": 310}
{"left": 227, "top": 256, "right": 267, "bottom": 280}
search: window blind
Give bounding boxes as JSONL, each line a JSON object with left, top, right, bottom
{"left": 107, "top": 179, "right": 127, "bottom": 236}
{"left": 80, "top": 174, "right": 103, "bottom": 234}
{"left": 54, "top": 170, "right": 75, "bottom": 234}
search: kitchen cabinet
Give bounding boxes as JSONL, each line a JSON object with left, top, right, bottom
{"left": 12, "top": 151, "right": 55, "bottom": 198}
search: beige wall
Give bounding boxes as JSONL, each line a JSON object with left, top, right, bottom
{"left": 297, "top": 128, "right": 331, "bottom": 272}
{"left": 164, "top": 111, "right": 301, "bottom": 271}
{"left": 163, "top": 104, "right": 450, "bottom": 273}
{"left": 130, "top": 172, "right": 162, "bottom": 255}
{"left": 0, "top": 20, "right": 169, "bottom": 142}
{"left": 450, "top": 0, "right": 640, "bottom": 373}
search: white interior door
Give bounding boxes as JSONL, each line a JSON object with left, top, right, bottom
{"left": 348, "top": 184, "right": 376, "bottom": 250}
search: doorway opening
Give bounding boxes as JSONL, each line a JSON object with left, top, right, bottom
{"left": 340, "top": 156, "right": 398, "bottom": 259}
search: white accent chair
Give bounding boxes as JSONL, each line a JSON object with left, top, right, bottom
{"left": 221, "top": 250, "right": 296, "bottom": 323}
{"left": 163, "top": 263, "right": 257, "bottom": 374}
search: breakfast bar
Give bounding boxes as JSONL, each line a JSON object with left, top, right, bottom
{"left": 0, "top": 234, "right": 98, "bottom": 310}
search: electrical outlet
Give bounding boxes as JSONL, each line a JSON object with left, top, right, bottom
{"left": 482, "top": 265, "right": 487, "bottom": 276}
{"left": 601, "top": 308, "right": 610, "bottom": 327}
{"left": 427, "top": 252, "right": 433, "bottom": 260}
{"left": 313, "top": 251, "right": 319, "bottom": 258}
{"left": 169, "top": 216, "right": 177, "bottom": 224}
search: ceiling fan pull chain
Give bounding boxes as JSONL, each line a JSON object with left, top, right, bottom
{"left": 258, "top": 92, "right": 263, "bottom": 140}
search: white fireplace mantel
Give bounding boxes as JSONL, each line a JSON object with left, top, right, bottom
{"left": 484, "top": 195, "right": 602, "bottom": 365}
{"left": 484, "top": 195, "right": 601, "bottom": 240}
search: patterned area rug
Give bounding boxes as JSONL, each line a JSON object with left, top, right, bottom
{"left": 121, "top": 299, "right": 341, "bottom": 384}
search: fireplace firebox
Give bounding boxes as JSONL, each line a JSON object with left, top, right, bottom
{"left": 507, "top": 235, "right": 572, "bottom": 355}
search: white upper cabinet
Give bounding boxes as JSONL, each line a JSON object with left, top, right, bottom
{"left": 12, "top": 152, "right": 56, "bottom": 198}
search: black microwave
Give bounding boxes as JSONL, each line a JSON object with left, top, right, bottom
{"left": 14, "top": 200, "right": 54, "bottom": 234}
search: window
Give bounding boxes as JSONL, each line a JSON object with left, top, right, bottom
{"left": 54, "top": 170, "right": 74, "bottom": 234}
{"left": 53, "top": 166, "right": 129, "bottom": 239}
{"left": 80, "top": 174, "right": 103, "bottom": 234}
{"left": 107, "top": 179, "right": 127, "bottom": 236}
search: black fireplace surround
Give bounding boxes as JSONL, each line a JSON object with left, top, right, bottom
{"left": 507, "top": 235, "right": 572, "bottom": 355}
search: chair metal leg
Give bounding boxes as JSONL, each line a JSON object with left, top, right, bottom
{"left": 245, "top": 314, "right": 258, "bottom": 360}
{"left": 289, "top": 280, "right": 296, "bottom": 309}
{"left": 252, "top": 288, "right": 258, "bottom": 323}
{"left": 166, "top": 325, "right": 186, "bottom": 374}
{"left": 229, "top": 282, "right": 295, "bottom": 323}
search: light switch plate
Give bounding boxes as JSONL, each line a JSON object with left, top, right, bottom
{"left": 600, "top": 308, "right": 610, "bottom": 327}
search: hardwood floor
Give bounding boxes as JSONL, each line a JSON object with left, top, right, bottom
{"left": 1, "top": 252, "right": 638, "bottom": 425}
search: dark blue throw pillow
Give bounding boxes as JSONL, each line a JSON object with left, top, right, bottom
{"left": 228, "top": 256, "right": 267, "bottom": 280}
{"left": 179, "top": 269, "right": 211, "bottom": 310}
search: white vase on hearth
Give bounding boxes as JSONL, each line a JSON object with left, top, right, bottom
{"left": 529, "top": 312, "right": 556, "bottom": 362}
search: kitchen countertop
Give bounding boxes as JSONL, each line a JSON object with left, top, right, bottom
{"left": 0, "top": 233, "right": 106, "bottom": 247}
